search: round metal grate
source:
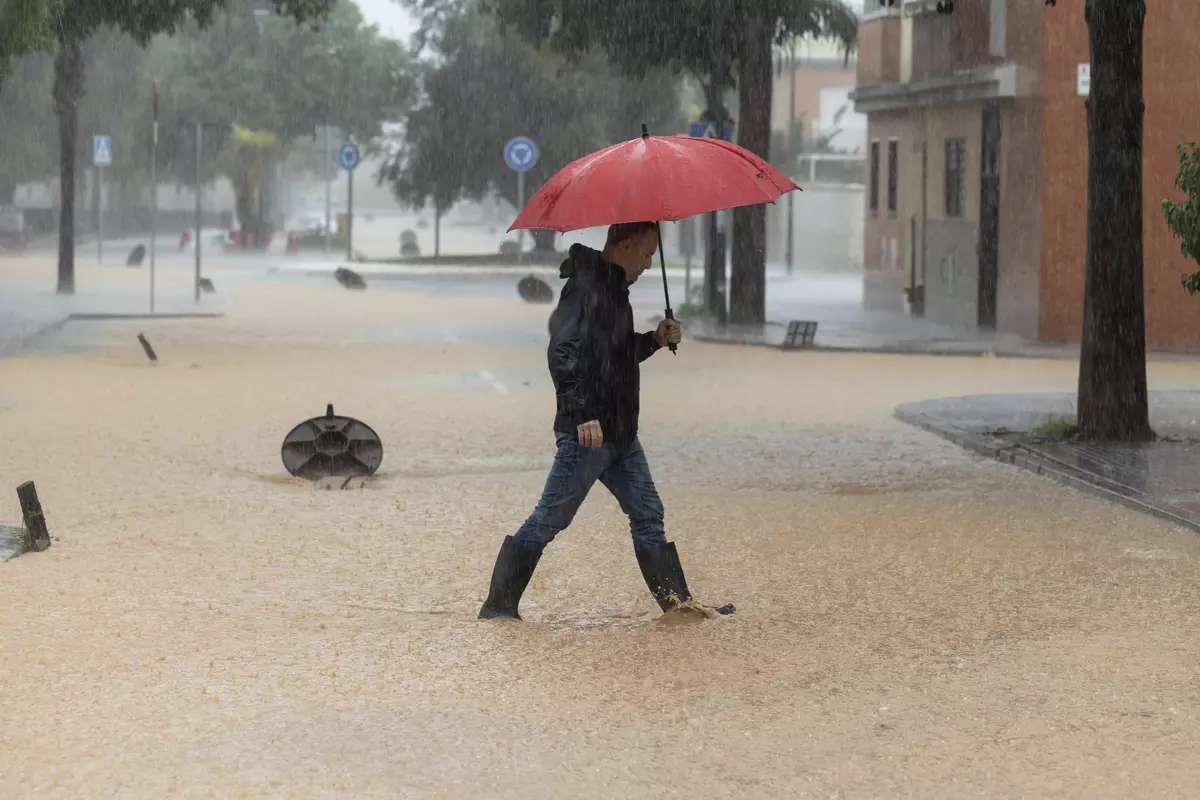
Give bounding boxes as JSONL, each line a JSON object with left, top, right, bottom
{"left": 281, "top": 404, "right": 384, "bottom": 480}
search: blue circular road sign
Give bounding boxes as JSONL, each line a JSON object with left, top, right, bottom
{"left": 504, "top": 137, "right": 539, "bottom": 172}
{"left": 338, "top": 141, "right": 361, "bottom": 171}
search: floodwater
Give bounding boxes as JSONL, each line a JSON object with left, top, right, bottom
{"left": 3, "top": 278, "right": 1200, "bottom": 798}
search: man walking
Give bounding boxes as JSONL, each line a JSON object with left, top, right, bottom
{"left": 479, "top": 222, "right": 734, "bottom": 620}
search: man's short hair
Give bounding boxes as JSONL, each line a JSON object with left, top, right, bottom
{"left": 606, "top": 221, "right": 658, "bottom": 248}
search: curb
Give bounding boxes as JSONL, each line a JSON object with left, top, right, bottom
{"left": 66, "top": 312, "right": 225, "bottom": 322}
{"left": 1, "top": 310, "right": 226, "bottom": 358}
{"left": 690, "top": 332, "right": 1075, "bottom": 360}
{"left": 894, "top": 405, "right": 1200, "bottom": 535}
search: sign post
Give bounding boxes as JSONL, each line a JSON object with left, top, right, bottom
{"left": 338, "top": 141, "right": 360, "bottom": 262}
{"left": 504, "top": 136, "right": 539, "bottom": 260}
{"left": 92, "top": 135, "right": 112, "bottom": 265}
{"left": 194, "top": 121, "right": 203, "bottom": 303}
{"left": 150, "top": 80, "right": 158, "bottom": 314}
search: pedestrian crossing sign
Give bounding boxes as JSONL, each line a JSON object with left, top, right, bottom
{"left": 93, "top": 135, "right": 112, "bottom": 167}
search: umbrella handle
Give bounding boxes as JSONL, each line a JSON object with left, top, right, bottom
{"left": 664, "top": 306, "right": 677, "bottom": 355}
{"left": 655, "top": 221, "right": 677, "bottom": 355}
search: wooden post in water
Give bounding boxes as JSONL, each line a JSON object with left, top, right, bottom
{"left": 16, "top": 481, "right": 50, "bottom": 552}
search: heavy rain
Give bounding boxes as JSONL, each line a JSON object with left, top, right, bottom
{"left": 1, "top": 0, "right": 1199, "bottom": 797}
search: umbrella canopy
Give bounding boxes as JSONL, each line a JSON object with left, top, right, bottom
{"left": 509, "top": 131, "right": 801, "bottom": 234}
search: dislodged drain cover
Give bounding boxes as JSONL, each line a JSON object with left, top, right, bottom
{"left": 282, "top": 404, "right": 383, "bottom": 480}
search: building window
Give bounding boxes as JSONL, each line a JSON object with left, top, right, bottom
{"left": 989, "top": 0, "right": 1007, "bottom": 57}
{"left": 869, "top": 140, "right": 880, "bottom": 215}
{"left": 887, "top": 139, "right": 899, "bottom": 216}
{"left": 944, "top": 138, "right": 966, "bottom": 218}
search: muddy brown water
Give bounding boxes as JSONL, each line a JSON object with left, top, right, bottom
{"left": 2, "top": 283, "right": 1200, "bottom": 798}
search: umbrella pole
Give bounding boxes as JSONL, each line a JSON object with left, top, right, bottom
{"left": 655, "top": 221, "right": 677, "bottom": 355}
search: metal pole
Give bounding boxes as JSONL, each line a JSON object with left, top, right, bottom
{"left": 96, "top": 167, "right": 103, "bottom": 265}
{"left": 517, "top": 170, "right": 525, "bottom": 263}
{"left": 685, "top": 254, "right": 691, "bottom": 303}
{"left": 194, "top": 121, "right": 203, "bottom": 303}
{"left": 346, "top": 165, "right": 354, "bottom": 262}
{"left": 706, "top": 0, "right": 724, "bottom": 323}
{"left": 323, "top": 125, "right": 332, "bottom": 255}
{"left": 786, "top": 37, "right": 796, "bottom": 276}
{"left": 150, "top": 79, "right": 158, "bottom": 314}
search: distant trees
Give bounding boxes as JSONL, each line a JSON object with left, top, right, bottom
{"left": 150, "top": 0, "right": 413, "bottom": 246}
{"left": 1, "top": 0, "right": 340, "bottom": 292}
{"left": 386, "top": 0, "right": 683, "bottom": 254}
{"left": 485, "top": 0, "right": 858, "bottom": 324}
{"left": 0, "top": 0, "right": 416, "bottom": 280}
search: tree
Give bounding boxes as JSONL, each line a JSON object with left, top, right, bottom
{"left": 476, "top": 0, "right": 858, "bottom": 325}
{"left": 1076, "top": 0, "right": 1151, "bottom": 441}
{"left": 387, "top": 1, "right": 683, "bottom": 254}
{"left": 1164, "top": 142, "right": 1200, "bottom": 294}
{"left": 25, "top": 0, "right": 337, "bottom": 294}
{"left": 146, "top": 0, "right": 413, "bottom": 246}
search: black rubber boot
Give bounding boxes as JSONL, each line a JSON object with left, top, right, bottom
{"left": 478, "top": 535, "right": 543, "bottom": 620}
{"left": 635, "top": 541, "right": 735, "bottom": 615}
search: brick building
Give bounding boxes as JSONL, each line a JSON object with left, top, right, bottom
{"left": 852, "top": 0, "right": 1200, "bottom": 349}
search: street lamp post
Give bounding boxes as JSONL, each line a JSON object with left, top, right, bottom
{"left": 786, "top": 36, "right": 797, "bottom": 276}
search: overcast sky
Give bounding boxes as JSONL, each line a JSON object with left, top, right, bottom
{"left": 352, "top": 0, "right": 418, "bottom": 40}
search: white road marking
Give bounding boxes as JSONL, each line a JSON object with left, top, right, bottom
{"left": 479, "top": 370, "right": 509, "bottom": 395}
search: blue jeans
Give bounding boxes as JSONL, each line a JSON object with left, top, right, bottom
{"left": 513, "top": 433, "right": 668, "bottom": 554}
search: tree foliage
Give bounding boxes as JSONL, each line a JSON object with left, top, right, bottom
{"left": 0, "top": 0, "right": 51, "bottom": 81}
{"left": 385, "top": 1, "right": 683, "bottom": 251}
{"left": 483, "top": 0, "right": 857, "bottom": 109}
{"left": 153, "top": 0, "right": 410, "bottom": 157}
{"left": 1163, "top": 142, "right": 1200, "bottom": 293}
{"left": 145, "top": 0, "right": 413, "bottom": 237}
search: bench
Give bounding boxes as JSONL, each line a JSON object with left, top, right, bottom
{"left": 781, "top": 320, "right": 818, "bottom": 350}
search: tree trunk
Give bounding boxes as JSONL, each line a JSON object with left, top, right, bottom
{"left": 729, "top": 8, "right": 772, "bottom": 326}
{"left": 234, "top": 189, "right": 263, "bottom": 249}
{"left": 434, "top": 205, "right": 441, "bottom": 258}
{"left": 53, "top": 39, "right": 84, "bottom": 295}
{"left": 1076, "top": 0, "right": 1153, "bottom": 441}
{"left": 701, "top": 81, "right": 729, "bottom": 123}
{"left": 530, "top": 228, "right": 557, "bottom": 253}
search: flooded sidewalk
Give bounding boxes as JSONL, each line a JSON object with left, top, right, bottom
{"left": 3, "top": 281, "right": 1200, "bottom": 797}
{"left": 0, "top": 255, "right": 230, "bottom": 356}
{"left": 897, "top": 391, "right": 1200, "bottom": 533}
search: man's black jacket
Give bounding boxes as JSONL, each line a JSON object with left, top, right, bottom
{"left": 548, "top": 244, "right": 661, "bottom": 446}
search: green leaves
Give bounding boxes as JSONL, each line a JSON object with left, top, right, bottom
{"left": 1163, "top": 141, "right": 1200, "bottom": 291}
{"left": 488, "top": 0, "right": 857, "bottom": 88}
{"left": 384, "top": 2, "right": 682, "bottom": 215}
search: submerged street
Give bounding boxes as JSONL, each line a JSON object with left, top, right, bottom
{"left": 2, "top": 270, "right": 1200, "bottom": 797}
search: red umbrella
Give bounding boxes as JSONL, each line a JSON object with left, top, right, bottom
{"left": 509, "top": 125, "right": 801, "bottom": 352}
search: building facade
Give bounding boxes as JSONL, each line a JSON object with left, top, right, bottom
{"left": 772, "top": 37, "right": 864, "bottom": 153}
{"left": 853, "top": 0, "right": 1200, "bottom": 349}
